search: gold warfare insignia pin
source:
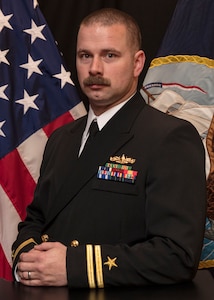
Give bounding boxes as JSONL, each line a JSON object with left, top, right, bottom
{"left": 110, "top": 154, "right": 136, "bottom": 164}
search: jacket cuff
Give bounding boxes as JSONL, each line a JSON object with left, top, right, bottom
{"left": 66, "top": 244, "right": 104, "bottom": 288}
{"left": 12, "top": 238, "right": 37, "bottom": 269}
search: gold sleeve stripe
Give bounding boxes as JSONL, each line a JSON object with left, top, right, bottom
{"left": 12, "top": 238, "right": 37, "bottom": 263}
{"left": 94, "top": 245, "right": 104, "bottom": 288}
{"left": 86, "top": 244, "right": 96, "bottom": 288}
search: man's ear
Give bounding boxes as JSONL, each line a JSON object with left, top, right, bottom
{"left": 134, "top": 50, "right": 146, "bottom": 77}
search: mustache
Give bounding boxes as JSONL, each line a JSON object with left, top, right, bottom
{"left": 83, "top": 76, "right": 111, "bottom": 86}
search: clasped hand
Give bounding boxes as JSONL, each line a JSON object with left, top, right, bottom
{"left": 17, "top": 242, "right": 67, "bottom": 286}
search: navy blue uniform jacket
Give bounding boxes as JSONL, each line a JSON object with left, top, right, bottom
{"left": 12, "top": 92, "right": 206, "bottom": 288}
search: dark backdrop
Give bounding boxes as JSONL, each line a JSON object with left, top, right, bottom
{"left": 38, "top": 0, "right": 178, "bottom": 102}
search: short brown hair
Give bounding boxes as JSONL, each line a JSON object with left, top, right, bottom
{"left": 80, "top": 8, "right": 142, "bottom": 51}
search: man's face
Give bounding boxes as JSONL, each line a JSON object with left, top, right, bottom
{"left": 76, "top": 23, "right": 145, "bottom": 115}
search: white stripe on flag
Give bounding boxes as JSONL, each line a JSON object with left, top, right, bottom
{"left": 69, "top": 102, "right": 87, "bottom": 120}
{"left": 0, "top": 185, "right": 21, "bottom": 267}
{"left": 17, "top": 129, "right": 48, "bottom": 182}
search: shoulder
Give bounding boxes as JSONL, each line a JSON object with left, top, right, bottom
{"left": 136, "top": 103, "right": 203, "bottom": 153}
{"left": 134, "top": 92, "right": 196, "bottom": 132}
{"left": 142, "top": 103, "right": 198, "bottom": 133}
{"left": 49, "top": 115, "right": 87, "bottom": 139}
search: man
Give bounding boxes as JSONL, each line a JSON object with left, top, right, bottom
{"left": 12, "top": 8, "right": 206, "bottom": 288}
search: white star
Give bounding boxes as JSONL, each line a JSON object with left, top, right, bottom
{"left": 20, "top": 54, "right": 43, "bottom": 79}
{"left": 0, "top": 120, "right": 6, "bottom": 137}
{"left": 0, "top": 9, "right": 13, "bottom": 32}
{"left": 24, "top": 20, "right": 46, "bottom": 44}
{"left": 33, "top": 0, "right": 39, "bottom": 8}
{"left": 15, "top": 90, "right": 39, "bottom": 114}
{"left": 53, "top": 65, "right": 74, "bottom": 88}
{"left": 0, "top": 49, "right": 9, "bottom": 65}
{"left": 0, "top": 84, "right": 8, "bottom": 100}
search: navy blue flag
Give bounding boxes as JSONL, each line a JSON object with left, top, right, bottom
{"left": 0, "top": 0, "right": 86, "bottom": 280}
{"left": 142, "top": 0, "right": 214, "bottom": 271}
{"left": 142, "top": 0, "right": 214, "bottom": 106}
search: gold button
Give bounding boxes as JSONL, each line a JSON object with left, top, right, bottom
{"left": 71, "top": 240, "right": 79, "bottom": 247}
{"left": 41, "top": 234, "right": 49, "bottom": 242}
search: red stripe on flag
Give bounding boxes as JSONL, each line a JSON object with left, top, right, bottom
{"left": 43, "top": 112, "right": 74, "bottom": 138}
{"left": 0, "top": 244, "right": 13, "bottom": 281}
{"left": 0, "top": 149, "right": 36, "bottom": 221}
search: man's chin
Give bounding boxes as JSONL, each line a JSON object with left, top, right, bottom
{"left": 86, "top": 91, "right": 106, "bottom": 102}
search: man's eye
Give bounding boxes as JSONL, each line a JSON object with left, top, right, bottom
{"left": 107, "top": 53, "right": 115, "bottom": 58}
{"left": 79, "top": 53, "right": 90, "bottom": 59}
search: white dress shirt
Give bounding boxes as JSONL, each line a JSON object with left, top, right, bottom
{"left": 78, "top": 96, "right": 132, "bottom": 155}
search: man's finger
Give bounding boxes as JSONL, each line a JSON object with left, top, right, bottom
{"left": 34, "top": 241, "right": 61, "bottom": 251}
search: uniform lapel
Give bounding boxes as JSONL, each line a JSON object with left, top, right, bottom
{"left": 45, "top": 93, "right": 146, "bottom": 226}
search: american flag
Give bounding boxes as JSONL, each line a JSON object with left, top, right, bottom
{"left": 0, "top": 0, "right": 86, "bottom": 280}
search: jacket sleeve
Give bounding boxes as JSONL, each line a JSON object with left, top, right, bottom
{"left": 65, "top": 120, "right": 207, "bottom": 288}
{"left": 11, "top": 128, "right": 61, "bottom": 272}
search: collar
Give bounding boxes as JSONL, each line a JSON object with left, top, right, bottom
{"left": 86, "top": 94, "right": 135, "bottom": 133}
{"left": 79, "top": 94, "right": 135, "bottom": 155}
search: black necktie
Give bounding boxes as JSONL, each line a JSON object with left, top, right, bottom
{"left": 88, "top": 119, "right": 99, "bottom": 139}
{"left": 83, "top": 119, "right": 99, "bottom": 152}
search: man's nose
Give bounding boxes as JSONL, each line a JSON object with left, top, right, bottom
{"left": 89, "top": 57, "right": 103, "bottom": 75}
